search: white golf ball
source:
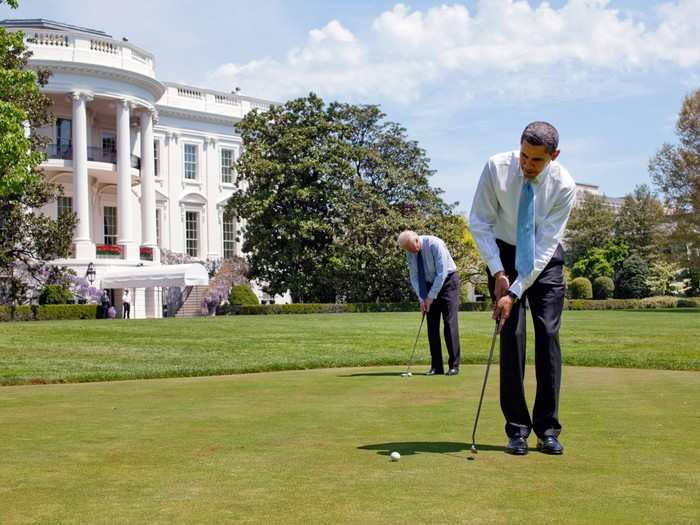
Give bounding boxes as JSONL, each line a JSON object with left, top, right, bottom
{"left": 390, "top": 451, "right": 401, "bottom": 461}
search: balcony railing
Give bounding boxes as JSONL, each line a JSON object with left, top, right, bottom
{"left": 44, "top": 144, "right": 140, "bottom": 169}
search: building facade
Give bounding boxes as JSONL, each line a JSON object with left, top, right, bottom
{"left": 1, "top": 19, "right": 284, "bottom": 317}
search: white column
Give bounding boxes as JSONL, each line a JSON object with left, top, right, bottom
{"left": 205, "top": 137, "right": 219, "bottom": 259}
{"left": 116, "top": 99, "right": 137, "bottom": 260}
{"left": 71, "top": 92, "right": 95, "bottom": 259}
{"left": 140, "top": 108, "right": 158, "bottom": 263}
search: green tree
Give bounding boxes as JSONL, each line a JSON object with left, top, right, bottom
{"left": 227, "top": 94, "right": 455, "bottom": 303}
{"left": 646, "top": 260, "right": 682, "bottom": 296}
{"left": 649, "top": 88, "right": 700, "bottom": 271}
{"left": 571, "top": 239, "right": 629, "bottom": 281}
{"left": 614, "top": 185, "right": 665, "bottom": 261}
{"left": 615, "top": 255, "right": 650, "bottom": 299}
{"left": 0, "top": 6, "right": 77, "bottom": 307}
{"left": 564, "top": 192, "right": 616, "bottom": 265}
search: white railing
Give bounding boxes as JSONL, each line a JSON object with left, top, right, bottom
{"left": 29, "top": 32, "right": 69, "bottom": 47}
{"left": 177, "top": 87, "right": 203, "bottom": 99}
{"left": 90, "top": 39, "right": 118, "bottom": 54}
{"left": 251, "top": 101, "right": 270, "bottom": 111}
{"left": 214, "top": 94, "right": 239, "bottom": 106}
{"left": 14, "top": 27, "right": 157, "bottom": 78}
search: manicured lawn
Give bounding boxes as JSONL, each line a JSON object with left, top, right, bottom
{"left": 1, "top": 310, "right": 699, "bottom": 385}
{"left": 1, "top": 365, "right": 698, "bottom": 524}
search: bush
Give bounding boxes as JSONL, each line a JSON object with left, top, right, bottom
{"left": 0, "top": 304, "right": 99, "bottom": 321}
{"left": 228, "top": 285, "right": 260, "bottom": 306}
{"left": 592, "top": 276, "right": 615, "bottom": 300}
{"left": 39, "top": 284, "right": 73, "bottom": 305}
{"left": 616, "top": 255, "right": 650, "bottom": 299}
{"left": 570, "top": 277, "right": 593, "bottom": 299}
{"left": 216, "top": 302, "right": 492, "bottom": 316}
{"left": 564, "top": 297, "right": 700, "bottom": 310}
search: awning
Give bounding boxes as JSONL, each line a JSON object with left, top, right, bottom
{"left": 99, "top": 264, "right": 209, "bottom": 288}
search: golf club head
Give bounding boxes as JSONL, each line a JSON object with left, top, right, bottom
{"left": 401, "top": 372, "right": 412, "bottom": 377}
{"left": 470, "top": 444, "right": 478, "bottom": 454}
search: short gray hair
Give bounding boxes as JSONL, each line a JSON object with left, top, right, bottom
{"left": 397, "top": 230, "right": 418, "bottom": 249}
{"left": 521, "top": 121, "right": 559, "bottom": 154}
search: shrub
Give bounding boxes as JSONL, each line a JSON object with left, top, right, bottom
{"left": 570, "top": 277, "right": 593, "bottom": 299}
{"left": 39, "top": 284, "right": 73, "bottom": 305}
{"left": 0, "top": 305, "right": 99, "bottom": 321}
{"left": 216, "top": 302, "right": 492, "bottom": 316}
{"left": 228, "top": 284, "right": 260, "bottom": 306}
{"left": 616, "top": 255, "right": 650, "bottom": 299}
{"left": 592, "top": 276, "right": 615, "bottom": 300}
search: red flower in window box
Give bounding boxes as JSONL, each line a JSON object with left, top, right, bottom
{"left": 140, "top": 246, "right": 154, "bottom": 261}
{"left": 96, "top": 244, "right": 122, "bottom": 256}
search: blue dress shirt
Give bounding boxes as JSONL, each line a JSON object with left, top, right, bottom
{"left": 406, "top": 235, "right": 457, "bottom": 301}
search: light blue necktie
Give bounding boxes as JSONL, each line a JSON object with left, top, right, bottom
{"left": 516, "top": 181, "right": 535, "bottom": 278}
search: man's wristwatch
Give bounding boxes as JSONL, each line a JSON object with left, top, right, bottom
{"left": 506, "top": 291, "right": 519, "bottom": 302}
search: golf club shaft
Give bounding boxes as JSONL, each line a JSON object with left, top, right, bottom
{"left": 471, "top": 320, "right": 499, "bottom": 449}
{"left": 404, "top": 312, "right": 426, "bottom": 375}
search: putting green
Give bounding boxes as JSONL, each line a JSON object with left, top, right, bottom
{"left": 1, "top": 365, "right": 698, "bottom": 524}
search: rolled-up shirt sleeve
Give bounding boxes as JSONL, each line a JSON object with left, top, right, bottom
{"left": 509, "top": 184, "right": 576, "bottom": 298}
{"left": 469, "top": 161, "right": 505, "bottom": 276}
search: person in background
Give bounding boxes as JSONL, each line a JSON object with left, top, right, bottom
{"left": 398, "top": 230, "right": 461, "bottom": 376}
{"left": 122, "top": 289, "right": 131, "bottom": 319}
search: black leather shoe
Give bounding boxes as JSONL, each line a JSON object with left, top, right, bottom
{"left": 505, "top": 436, "right": 528, "bottom": 455}
{"left": 446, "top": 368, "right": 459, "bottom": 376}
{"left": 425, "top": 368, "right": 443, "bottom": 376}
{"left": 537, "top": 436, "right": 563, "bottom": 455}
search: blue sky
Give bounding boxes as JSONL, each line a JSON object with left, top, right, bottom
{"left": 5, "top": 0, "right": 699, "bottom": 211}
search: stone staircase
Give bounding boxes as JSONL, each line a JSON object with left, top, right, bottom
{"left": 174, "top": 285, "right": 209, "bottom": 317}
{"left": 173, "top": 257, "right": 249, "bottom": 317}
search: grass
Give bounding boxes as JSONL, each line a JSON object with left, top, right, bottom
{"left": 1, "top": 309, "right": 699, "bottom": 385}
{"left": 1, "top": 365, "right": 698, "bottom": 524}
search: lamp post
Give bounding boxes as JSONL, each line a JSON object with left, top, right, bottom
{"left": 86, "top": 262, "right": 96, "bottom": 285}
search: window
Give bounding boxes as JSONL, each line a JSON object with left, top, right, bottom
{"left": 222, "top": 215, "right": 236, "bottom": 258}
{"left": 185, "top": 211, "right": 199, "bottom": 257}
{"left": 221, "top": 148, "right": 234, "bottom": 183}
{"left": 104, "top": 206, "right": 117, "bottom": 245}
{"left": 57, "top": 196, "right": 72, "bottom": 217}
{"left": 55, "top": 118, "right": 72, "bottom": 156}
{"left": 184, "top": 144, "right": 198, "bottom": 180}
{"left": 154, "top": 139, "right": 160, "bottom": 177}
{"left": 155, "top": 209, "right": 161, "bottom": 247}
{"left": 102, "top": 133, "right": 116, "bottom": 163}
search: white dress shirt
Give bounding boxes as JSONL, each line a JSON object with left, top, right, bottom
{"left": 469, "top": 150, "right": 576, "bottom": 298}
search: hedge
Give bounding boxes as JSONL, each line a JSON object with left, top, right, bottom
{"left": 217, "top": 297, "right": 700, "bottom": 315}
{"left": 564, "top": 297, "right": 700, "bottom": 310}
{"left": 0, "top": 304, "right": 100, "bottom": 322}
{"left": 217, "top": 302, "right": 493, "bottom": 315}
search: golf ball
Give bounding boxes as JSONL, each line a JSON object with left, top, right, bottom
{"left": 390, "top": 451, "right": 401, "bottom": 461}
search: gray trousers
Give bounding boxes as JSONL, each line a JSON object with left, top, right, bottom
{"left": 425, "top": 271, "right": 461, "bottom": 372}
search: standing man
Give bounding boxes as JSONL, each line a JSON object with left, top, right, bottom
{"left": 469, "top": 122, "right": 576, "bottom": 455}
{"left": 398, "top": 231, "right": 461, "bottom": 376}
{"left": 122, "top": 289, "right": 131, "bottom": 319}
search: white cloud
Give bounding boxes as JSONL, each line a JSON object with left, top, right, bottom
{"left": 209, "top": 1, "right": 700, "bottom": 105}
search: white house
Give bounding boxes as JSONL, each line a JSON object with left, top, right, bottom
{"left": 1, "top": 19, "right": 287, "bottom": 317}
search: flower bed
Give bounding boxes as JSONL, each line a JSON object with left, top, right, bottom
{"left": 96, "top": 244, "right": 122, "bottom": 259}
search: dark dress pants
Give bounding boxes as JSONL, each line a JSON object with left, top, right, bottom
{"left": 488, "top": 240, "right": 565, "bottom": 439}
{"left": 426, "top": 272, "right": 461, "bottom": 372}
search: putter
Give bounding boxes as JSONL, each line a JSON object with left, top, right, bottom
{"left": 401, "top": 312, "right": 426, "bottom": 377}
{"left": 470, "top": 317, "right": 500, "bottom": 455}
